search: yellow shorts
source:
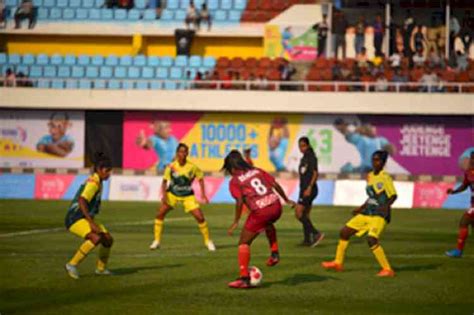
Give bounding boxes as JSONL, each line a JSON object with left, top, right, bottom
{"left": 165, "top": 192, "right": 200, "bottom": 213}
{"left": 346, "top": 214, "right": 386, "bottom": 239}
{"left": 69, "top": 218, "right": 108, "bottom": 239}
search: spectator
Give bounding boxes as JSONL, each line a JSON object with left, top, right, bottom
{"left": 356, "top": 47, "right": 369, "bottom": 68}
{"left": 332, "top": 10, "right": 348, "bottom": 60}
{"left": 392, "top": 67, "right": 408, "bottom": 83}
{"left": 459, "top": 14, "right": 473, "bottom": 54}
{"left": 118, "top": 0, "right": 134, "bottom": 9}
{"left": 146, "top": 0, "right": 162, "bottom": 19}
{"left": 419, "top": 67, "right": 438, "bottom": 92}
{"left": 4, "top": 68, "right": 16, "bottom": 87}
{"left": 389, "top": 50, "right": 401, "bottom": 68}
{"left": 185, "top": 1, "right": 198, "bottom": 30}
{"left": 208, "top": 70, "right": 219, "bottom": 89}
{"left": 222, "top": 70, "right": 232, "bottom": 89}
{"left": 456, "top": 50, "right": 468, "bottom": 72}
{"left": 248, "top": 72, "right": 258, "bottom": 90}
{"left": 449, "top": 15, "right": 461, "bottom": 55}
{"left": 411, "top": 25, "right": 426, "bottom": 54}
{"left": 0, "top": 0, "right": 6, "bottom": 29}
{"left": 183, "top": 70, "right": 192, "bottom": 89}
{"left": 354, "top": 15, "right": 366, "bottom": 55}
{"left": 256, "top": 74, "right": 268, "bottom": 90}
{"left": 312, "top": 14, "right": 329, "bottom": 58}
{"left": 14, "top": 0, "right": 35, "bottom": 29}
{"left": 278, "top": 59, "right": 296, "bottom": 91}
{"left": 232, "top": 71, "right": 245, "bottom": 90}
{"left": 16, "top": 72, "right": 33, "bottom": 87}
{"left": 394, "top": 27, "right": 404, "bottom": 54}
{"left": 373, "top": 15, "right": 384, "bottom": 57}
{"left": 374, "top": 73, "right": 388, "bottom": 92}
{"left": 427, "top": 47, "right": 443, "bottom": 68}
{"left": 197, "top": 3, "right": 211, "bottom": 31}
{"left": 332, "top": 60, "right": 343, "bottom": 80}
{"left": 412, "top": 49, "right": 426, "bottom": 68}
{"left": 403, "top": 10, "right": 415, "bottom": 57}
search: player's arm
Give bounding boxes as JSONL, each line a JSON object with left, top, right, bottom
{"left": 196, "top": 167, "right": 208, "bottom": 203}
{"left": 447, "top": 181, "right": 469, "bottom": 195}
{"left": 272, "top": 181, "right": 296, "bottom": 208}
{"left": 136, "top": 129, "right": 153, "bottom": 149}
{"left": 161, "top": 166, "right": 171, "bottom": 203}
{"left": 377, "top": 195, "right": 397, "bottom": 217}
{"left": 352, "top": 200, "right": 368, "bottom": 215}
{"left": 228, "top": 196, "right": 244, "bottom": 236}
{"left": 41, "top": 143, "right": 72, "bottom": 157}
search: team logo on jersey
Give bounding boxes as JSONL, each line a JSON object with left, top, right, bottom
{"left": 376, "top": 182, "right": 384, "bottom": 190}
{"left": 300, "top": 165, "right": 307, "bottom": 174}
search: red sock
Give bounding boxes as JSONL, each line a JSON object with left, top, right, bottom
{"left": 265, "top": 225, "right": 279, "bottom": 253}
{"left": 457, "top": 227, "right": 469, "bottom": 251}
{"left": 238, "top": 244, "right": 250, "bottom": 278}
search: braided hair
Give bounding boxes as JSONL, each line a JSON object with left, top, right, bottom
{"left": 222, "top": 150, "right": 253, "bottom": 174}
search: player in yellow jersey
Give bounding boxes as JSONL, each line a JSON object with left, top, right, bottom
{"left": 322, "top": 150, "right": 397, "bottom": 277}
{"left": 64, "top": 152, "right": 113, "bottom": 279}
{"left": 149, "top": 143, "right": 216, "bottom": 251}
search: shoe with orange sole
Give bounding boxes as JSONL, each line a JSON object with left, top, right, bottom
{"left": 321, "top": 261, "right": 343, "bottom": 272}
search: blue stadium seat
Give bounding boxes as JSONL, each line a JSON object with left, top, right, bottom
{"left": 49, "top": 8, "right": 62, "bottom": 19}
{"left": 37, "top": 80, "right": 50, "bottom": 89}
{"left": 99, "top": 66, "right": 113, "bottom": 78}
{"left": 133, "top": 55, "right": 146, "bottom": 66}
{"left": 115, "top": 66, "right": 127, "bottom": 78}
{"left": 51, "top": 79, "right": 64, "bottom": 89}
{"left": 169, "top": 67, "right": 182, "bottom": 79}
{"left": 22, "top": 54, "right": 35, "bottom": 65}
{"left": 89, "top": 8, "right": 101, "bottom": 19}
{"left": 44, "top": 66, "right": 57, "bottom": 78}
{"left": 92, "top": 55, "right": 104, "bottom": 66}
{"left": 57, "top": 0, "right": 68, "bottom": 7}
{"left": 95, "top": 0, "right": 104, "bottom": 7}
{"left": 136, "top": 81, "right": 149, "bottom": 90}
{"left": 64, "top": 55, "right": 77, "bottom": 65}
{"left": 142, "top": 67, "right": 155, "bottom": 79}
{"left": 122, "top": 81, "right": 135, "bottom": 89}
{"left": 220, "top": 0, "right": 232, "bottom": 10}
{"left": 234, "top": 0, "right": 245, "bottom": 9}
{"left": 228, "top": 10, "right": 241, "bottom": 22}
{"left": 0, "top": 53, "right": 6, "bottom": 64}
{"left": 71, "top": 66, "right": 85, "bottom": 78}
{"left": 150, "top": 81, "right": 162, "bottom": 89}
{"left": 114, "top": 9, "right": 127, "bottom": 20}
{"left": 135, "top": 0, "right": 146, "bottom": 9}
{"left": 147, "top": 56, "right": 160, "bottom": 66}
{"left": 36, "top": 54, "right": 49, "bottom": 65}
{"left": 50, "top": 54, "right": 63, "bottom": 65}
{"left": 203, "top": 56, "right": 216, "bottom": 68}
{"left": 93, "top": 80, "right": 106, "bottom": 89}
{"left": 58, "top": 66, "right": 71, "bottom": 77}
{"left": 128, "top": 9, "right": 141, "bottom": 20}
{"left": 78, "top": 55, "right": 90, "bottom": 66}
{"left": 8, "top": 54, "right": 20, "bottom": 65}
{"left": 43, "top": 0, "right": 55, "bottom": 7}
{"left": 36, "top": 0, "right": 44, "bottom": 6}
{"left": 143, "top": 9, "right": 156, "bottom": 20}
{"left": 79, "top": 79, "right": 91, "bottom": 89}
{"left": 174, "top": 55, "right": 188, "bottom": 67}
{"left": 189, "top": 55, "right": 202, "bottom": 67}
{"left": 174, "top": 10, "right": 186, "bottom": 21}
{"left": 214, "top": 10, "right": 227, "bottom": 21}
{"left": 128, "top": 66, "right": 140, "bottom": 79}
{"left": 5, "top": 0, "right": 18, "bottom": 7}
{"left": 160, "top": 9, "right": 173, "bottom": 21}
{"left": 101, "top": 9, "right": 113, "bottom": 20}
{"left": 85, "top": 66, "right": 99, "bottom": 78}
{"left": 156, "top": 67, "right": 168, "bottom": 79}
{"left": 179, "top": 0, "right": 190, "bottom": 9}
{"left": 38, "top": 8, "right": 48, "bottom": 19}
{"left": 160, "top": 56, "right": 173, "bottom": 67}
{"left": 207, "top": 0, "right": 218, "bottom": 10}
{"left": 82, "top": 0, "right": 94, "bottom": 8}
{"left": 76, "top": 8, "right": 88, "bottom": 19}
{"left": 167, "top": 0, "right": 179, "bottom": 9}
{"left": 63, "top": 8, "right": 75, "bottom": 20}
{"left": 184, "top": 67, "right": 196, "bottom": 79}
{"left": 70, "top": 0, "right": 81, "bottom": 7}
{"left": 29, "top": 66, "right": 43, "bottom": 78}
{"left": 16, "top": 65, "right": 29, "bottom": 74}
{"left": 108, "top": 80, "right": 121, "bottom": 89}
{"left": 119, "top": 56, "right": 132, "bottom": 66}
{"left": 105, "top": 55, "right": 119, "bottom": 66}
{"left": 65, "top": 80, "right": 78, "bottom": 89}
{"left": 164, "top": 81, "right": 177, "bottom": 90}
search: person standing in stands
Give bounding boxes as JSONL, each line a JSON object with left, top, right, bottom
{"left": 185, "top": 1, "right": 198, "bottom": 30}
{"left": 197, "top": 3, "right": 211, "bottom": 31}
{"left": 332, "top": 10, "right": 348, "bottom": 60}
{"left": 14, "top": 0, "right": 35, "bottom": 29}
{"left": 313, "top": 14, "right": 329, "bottom": 58}
{"left": 354, "top": 15, "right": 366, "bottom": 55}
{"left": 373, "top": 15, "right": 385, "bottom": 57}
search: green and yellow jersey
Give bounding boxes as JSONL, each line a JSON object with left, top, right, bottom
{"left": 65, "top": 173, "right": 102, "bottom": 228}
{"left": 363, "top": 170, "right": 397, "bottom": 222}
{"left": 164, "top": 160, "right": 203, "bottom": 197}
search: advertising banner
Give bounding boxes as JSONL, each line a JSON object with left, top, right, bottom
{"left": 264, "top": 24, "right": 318, "bottom": 61}
{"left": 123, "top": 112, "right": 472, "bottom": 176}
{"left": 0, "top": 110, "right": 85, "bottom": 168}
{"left": 0, "top": 174, "right": 35, "bottom": 199}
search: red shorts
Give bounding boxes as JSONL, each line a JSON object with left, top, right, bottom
{"left": 244, "top": 203, "right": 282, "bottom": 233}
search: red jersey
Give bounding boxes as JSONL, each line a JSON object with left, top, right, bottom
{"left": 229, "top": 168, "right": 281, "bottom": 211}
{"left": 463, "top": 168, "right": 474, "bottom": 207}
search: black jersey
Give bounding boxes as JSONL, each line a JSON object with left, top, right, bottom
{"left": 299, "top": 148, "right": 318, "bottom": 189}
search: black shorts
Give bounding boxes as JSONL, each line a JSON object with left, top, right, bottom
{"left": 297, "top": 185, "right": 318, "bottom": 207}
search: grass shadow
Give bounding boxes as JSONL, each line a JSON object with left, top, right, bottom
{"left": 262, "top": 273, "right": 339, "bottom": 288}
{"left": 394, "top": 264, "right": 442, "bottom": 273}
{"left": 87, "top": 264, "right": 183, "bottom": 277}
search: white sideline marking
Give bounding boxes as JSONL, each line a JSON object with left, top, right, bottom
{"left": 0, "top": 217, "right": 193, "bottom": 238}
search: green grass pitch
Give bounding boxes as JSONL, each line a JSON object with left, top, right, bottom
{"left": 0, "top": 200, "right": 473, "bottom": 315}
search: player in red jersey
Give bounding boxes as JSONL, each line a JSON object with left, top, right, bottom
{"left": 445, "top": 151, "right": 474, "bottom": 258}
{"left": 223, "top": 150, "right": 295, "bottom": 289}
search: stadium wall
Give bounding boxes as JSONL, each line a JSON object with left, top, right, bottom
{"left": 0, "top": 173, "right": 469, "bottom": 209}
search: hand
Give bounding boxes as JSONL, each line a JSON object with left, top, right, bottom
{"left": 227, "top": 222, "right": 238, "bottom": 236}
{"left": 136, "top": 129, "right": 146, "bottom": 146}
{"left": 447, "top": 188, "right": 453, "bottom": 194}
{"left": 286, "top": 200, "right": 296, "bottom": 208}
{"left": 202, "top": 196, "right": 209, "bottom": 204}
{"left": 303, "top": 187, "right": 312, "bottom": 197}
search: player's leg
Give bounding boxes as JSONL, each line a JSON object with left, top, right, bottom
{"left": 366, "top": 217, "right": 393, "bottom": 277}
{"left": 264, "top": 204, "right": 283, "bottom": 266}
{"left": 303, "top": 203, "right": 324, "bottom": 247}
{"left": 446, "top": 212, "right": 472, "bottom": 258}
{"left": 189, "top": 207, "right": 215, "bottom": 251}
{"left": 96, "top": 231, "right": 114, "bottom": 275}
{"left": 265, "top": 223, "right": 280, "bottom": 266}
{"left": 228, "top": 227, "right": 260, "bottom": 289}
{"left": 322, "top": 219, "right": 359, "bottom": 271}
{"left": 150, "top": 201, "right": 173, "bottom": 249}
{"left": 295, "top": 203, "right": 312, "bottom": 245}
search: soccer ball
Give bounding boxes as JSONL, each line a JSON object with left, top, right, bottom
{"left": 249, "top": 266, "right": 263, "bottom": 286}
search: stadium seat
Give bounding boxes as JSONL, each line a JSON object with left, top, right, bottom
{"left": 16, "top": 65, "right": 29, "bottom": 74}
{"left": 167, "top": 0, "right": 179, "bottom": 9}
{"left": 133, "top": 55, "right": 147, "bottom": 66}
{"left": 114, "top": 9, "right": 127, "bottom": 20}
{"left": 128, "top": 66, "right": 141, "bottom": 79}
{"left": 51, "top": 79, "right": 65, "bottom": 89}
{"left": 0, "top": 53, "right": 6, "bottom": 64}
{"left": 76, "top": 8, "right": 89, "bottom": 19}
{"left": 43, "top": 66, "right": 56, "bottom": 78}
{"left": 160, "top": 56, "right": 173, "bottom": 67}
{"left": 29, "top": 66, "right": 43, "bottom": 77}
{"left": 82, "top": 0, "right": 94, "bottom": 7}
{"left": 115, "top": 66, "right": 127, "bottom": 78}
{"left": 95, "top": 0, "right": 104, "bottom": 7}
{"left": 150, "top": 81, "right": 162, "bottom": 89}
{"left": 99, "top": 66, "right": 113, "bottom": 78}
{"left": 179, "top": 0, "right": 190, "bottom": 9}
{"left": 65, "top": 80, "right": 78, "bottom": 89}
{"left": 122, "top": 80, "right": 135, "bottom": 89}
{"left": 58, "top": 66, "right": 71, "bottom": 77}
{"left": 71, "top": 66, "right": 85, "bottom": 78}
{"left": 78, "top": 55, "right": 90, "bottom": 66}
{"left": 86, "top": 66, "right": 99, "bottom": 78}
{"left": 156, "top": 67, "right": 168, "bottom": 79}
{"left": 38, "top": 8, "right": 48, "bottom": 19}
{"left": 164, "top": 81, "right": 178, "bottom": 90}
{"left": 160, "top": 9, "right": 173, "bottom": 21}
{"left": 214, "top": 10, "right": 227, "bottom": 21}
{"left": 93, "top": 79, "right": 106, "bottom": 89}
{"left": 120, "top": 55, "right": 133, "bottom": 66}
{"left": 228, "top": 10, "right": 241, "bottom": 21}
{"left": 35, "top": 0, "right": 44, "bottom": 5}
{"left": 36, "top": 54, "right": 49, "bottom": 65}
{"left": 64, "top": 55, "right": 77, "bottom": 66}
{"left": 170, "top": 67, "right": 183, "bottom": 79}
{"left": 108, "top": 80, "right": 121, "bottom": 89}
{"left": 69, "top": 0, "right": 81, "bottom": 7}
{"left": 105, "top": 55, "right": 119, "bottom": 66}
{"left": 142, "top": 67, "right": 155, "bottom": 79}
{"left": 37, "top": 80, "right": 50, "bottom": 89}
{"left": 143, "top": 9, "right": 156, "bottom": 20}
{"left": 49, "top": 8, "right": 62, "bottom": 19}
{"left": 89, "top": 8, "right": 101, "bottom": 19}
{"left": 147, "top": 56, "right": 160, "bottom": 66}
{"left": 128, "top": 9, "right": 141, "bottom": 20}
{"left": 136, "top": 81, "right": 149, "bottom": 90}
{"left": 234, "top": 0, "right": 246, "bottom": 9}
{"left": 174, "top": 10, "right": 186, "bottom": 21}
{"left": 57, "top": 0, "right": 68, "bottom": 7}
{"left": 63, "top": 8, "right": 75, "bottom": 20}
{"left": 5, "top": 0, "right": 17, "bottom": 7}
{"left": 207, "top": 0, "right": 218, "bottom": 10}
{"left": 92, "top": 55, "right": 104, "bottom": 66}
{"left": 8, "top": 54, "right": 20, "bottom": 65}
{"left": 43, "top": 0, "right": 55, "bottom": 7}
{"left": 221, "top": 0, "right": 232, "bottom": 10}
{"left": 189, "top": 56, "right": 202, "bottom": 67}
{"left": 175, "top": 55, "right": 188, "bottom": 67}
{"left": 79, "top": 79, "right": 91, "bottom": 89}
{"left": 101, "top": 9, "right": 113, "bottom": 20}
{"left": 22, "top": 54, "right": 35, "bottom": 65}
{"left": 135, "top": 0, "right": 147, "bottom": 9}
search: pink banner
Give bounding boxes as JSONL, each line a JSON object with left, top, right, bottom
{"left": 412, "top": 182, "right": 455, "bottom": 208}
{"left": 35, "top": 174, "right": 75, "bottom": 200}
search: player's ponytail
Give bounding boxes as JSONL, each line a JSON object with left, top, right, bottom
{"left": 222, "top": 150, "right": 253, "bottom": 174}
{"left": 93, "top": 152, "right": 112, "bottom": 171}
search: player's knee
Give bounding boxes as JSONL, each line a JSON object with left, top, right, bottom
{"left": 367, "top": 237, "right": 378, "bottom": 247}
{"left": 101, "top": 235, "right": 114, "bottom": 247}
{"left": 86, "top": 233, "right": 101, "bottom": 245}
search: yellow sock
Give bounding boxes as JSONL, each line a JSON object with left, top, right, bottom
{"left": 198, "top": 221, "right": 210, "bottom": 245}
{"left": 96, "top": 246, "right": 111, "bottom": 271}
{"left": 69, "top": 240, "right": 96, "bottom": 266}
{"left": 154, "top": 219, "right": 164, "bottom": 242}
{"left": 335, "top": 239, "right": 349, "bottom": 265}
{"left": 371, "top": 244, "right": 392, "bottom": 270}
